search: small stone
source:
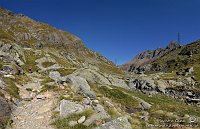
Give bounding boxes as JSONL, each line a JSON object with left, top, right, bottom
{"left": 103, "top": 100, "right": 113, "bottom": 108}
{"left": 93, "top": 100, "right": 99, "bottom": 105}
{"left": 82, "top": 98, "right": 91, "bottom": 105}
{"left": 36, "top": 95, "right": 46, "bottom": 100}
{"left": 68, "top": 121, "right": 78, "bottom": 127}
{"left": 78, "top": 116, "right": 86, "bottom": 124}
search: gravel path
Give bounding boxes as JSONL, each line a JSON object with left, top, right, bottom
{"left": 9, "top": 73, "right": 57, "bottom": 129}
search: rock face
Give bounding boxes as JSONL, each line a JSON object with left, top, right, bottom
{"left": 129, "top": 78, "right": 158, "bottom": 92}
{"left": 66, "top": 75, "right": 96, "bottom": 99}
{"left": 94, "top": 117, "right": 132, "bottom": 129}
{"left": 59, "top": 100, "right": 85, "bottom": 117}
{"left": 83, "top": 104, "right": 110, "bottom": 126}
{"left": 72, "top": 68, "right": 129, "bottom": 89}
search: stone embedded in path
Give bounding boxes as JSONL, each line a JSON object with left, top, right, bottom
{"left": 60, "top": 100, "right": 84, "bottom": 117}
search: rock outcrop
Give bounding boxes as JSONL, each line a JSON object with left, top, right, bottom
{"left": 59, "top": 100, "right": 85, "bottom": 117}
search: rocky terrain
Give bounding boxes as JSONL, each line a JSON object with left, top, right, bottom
{"left": 0, "top": 7, "right": 200, "bottom": 129}
{"left": 122, "top": 39, "right": 200, "bottom": 100}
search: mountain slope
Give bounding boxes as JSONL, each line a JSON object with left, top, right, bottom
{"left": 0, "top": 7, "right": 200, "bottom": 129}
{"left": 121, "top": 42, "right": 181, "bottom": 73}
{"left": 0, "top": 7, "right": 124, "bottom": 128}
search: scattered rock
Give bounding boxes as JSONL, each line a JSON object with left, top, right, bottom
{"left": 92, "top": 100, "right": 99, "bottom": 105}
{"left": 82, "top": 98, "right": 91, "bottom": 106}
{"left": 65, "top": 75, "right": 96, "bottom": 99}
{"left": 83, "top": 104, "right": 110, "bottom": 126}
{"left": 59, "top": 100, "right": 84, "bottom": 117}
{"left": 184, "top": 67, "right": 194, "bottom": 76}
{"left": 3, "top": 74, "right": 15, "bottom": 79}
{"left": 78, "top": 116, "right": 86, "bottom": 124}
{"left": 103, "top": 100, "right": 114, "bottom": 108}
{"left": 139, "top": 100, "right": 152, "bottom": 110}
{"left": 0, "top": 97, "right": 11, "bottom": 128}
{"left": 49, "top": 71, "right": 61, "bottom": 82}
{"left": 36, "top": 94, "right": 47, "bottom": 100}
{"left": 68, "top": 121, "right": 78, "bottom": 127}
{"left": 22, "top": 95, "right": 33, "bottom": 101}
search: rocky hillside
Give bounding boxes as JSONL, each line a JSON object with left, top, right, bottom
{"left": 0, "top": 7, "right": 200, "bottom": 129}
{"left": 121, "top": 41, "right": 181, "bottom": 73}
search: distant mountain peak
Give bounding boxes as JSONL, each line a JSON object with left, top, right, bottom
{"left": 120, "top": 41, "right": 181, "bottom": 72}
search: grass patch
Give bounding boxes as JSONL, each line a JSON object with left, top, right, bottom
{"left": 118, "top": 87, "right": 200, "bottom": 118}
{"left": 22, "top": 50, "right": 42, "bottom": 73}
{"left": 3, "top": 78, "right": 19, "bottom": 99}
{"left": 98, "top": 62, "right": 123, "bottom": 76}
{"left": 41, "top": 85, "right": 59, "bottom": 92}
{"left": 15, "top": 75, "right": 31, "bottom": 85}
{"left": 59, "top": 93, "right": 84, "bottom": 102}
{"left": 90, "top": 84, "right": 139, "bottom": 109}
{"left": 42, "top": 62, "right": 55, "bottom": 68}
{"left": 0, "top": 90, "right": 4, "bottom": 97}
{"left": 57, "top": 68, "right": 76, "bottom": 76}
{"left": 41, "top": 77, "right": 54, "bottom": 85}
{"left": 52, "top": 109, "right": 95, "bottom": 129}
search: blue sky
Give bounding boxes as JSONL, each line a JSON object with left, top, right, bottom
{"left": 1, "top": 0, "right": 200, "bottom": 64}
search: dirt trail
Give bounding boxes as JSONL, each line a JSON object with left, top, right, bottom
{"left": 9, "top": 73, "right": 57, "bottom": 129}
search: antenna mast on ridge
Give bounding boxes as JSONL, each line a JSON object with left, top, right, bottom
{"left": 177, "top": 32, "right": 181, "bottom": 44}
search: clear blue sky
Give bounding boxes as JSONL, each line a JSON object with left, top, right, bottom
{"left": 1, "top": 0, "right": 200, "bottom": 64}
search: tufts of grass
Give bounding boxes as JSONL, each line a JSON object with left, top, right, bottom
{"left": 0, "top": 90, "right": 4, "bottom": 97}
{"left": 41, "top": 85, "right": 59, "bottom": 92}
{"left": 59, "top": 93, "right": 84, "bottom": 102}
{"left": 57, "top": 68, "right": 76, "bottom": 76}
{"left": 98, "top": 62, "right": 123, "bottom": 76}
{"left": 119, "top": 87, "right": 200, "bottom": 120}
{"left": 42, "top": 62, "right": 55, "bottom": 68}
{"left": 22, "top": 50, "right": 42, "bottom": 73}
{"left": 0, "top": 29, "right": 14, "bottom": 40}
{"left": 52, "top": 109, "right": 95, "bottom": 129}
{"left": 41, "top": 77, "right": 54, "bottom": 85}
{"left": 3, "top": 78, "right": 19, "bottom": 99}
{"left": 90, "top": 84, "right": 139, "bottom": 109}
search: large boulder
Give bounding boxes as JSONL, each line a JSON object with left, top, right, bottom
{"left": 107, "top": 75, "right": 130, "bottom": 89}
{"left": 0, "top": 42, "right": 25, "bottom": 66}
{"left": 72, "top": 69, "right": 111, "bottom": 85}
{"left": 129, "top": 78, "right": 157, "bottom": 92}
{"left": 72, "top": 68, "right": 129, "bottom": 89}
{"left": 83, "top": 104, "right": 110, "bottom": 126}
{"left": 59, "top": 100, "right": 84, "bottom": 117}
{"left": 49, "top": 71, "right": 61, "bottom": 82}
{"left": 65, "top": 75, "right": 96, "bottom": 99}
{"left": 94, "top": 117, "right": 132, "bottom": 129}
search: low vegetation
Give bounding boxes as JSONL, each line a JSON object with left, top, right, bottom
{"left": 90, "top": 84, "right": 139, "bottom": 109}
{"left": 3, "top": 77, "right": 19, "bottom": 99}
{"left": 22, "top": 50, "right": 42, "bottom": 73}
{"left": 52, "top": 109, "right": 95, "bottom": 129}
{"left": 42, "top": 62, "right": 55, "bottom": 68}
{"left": 57, "top": 68, "right": 76, "bottom": 76}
